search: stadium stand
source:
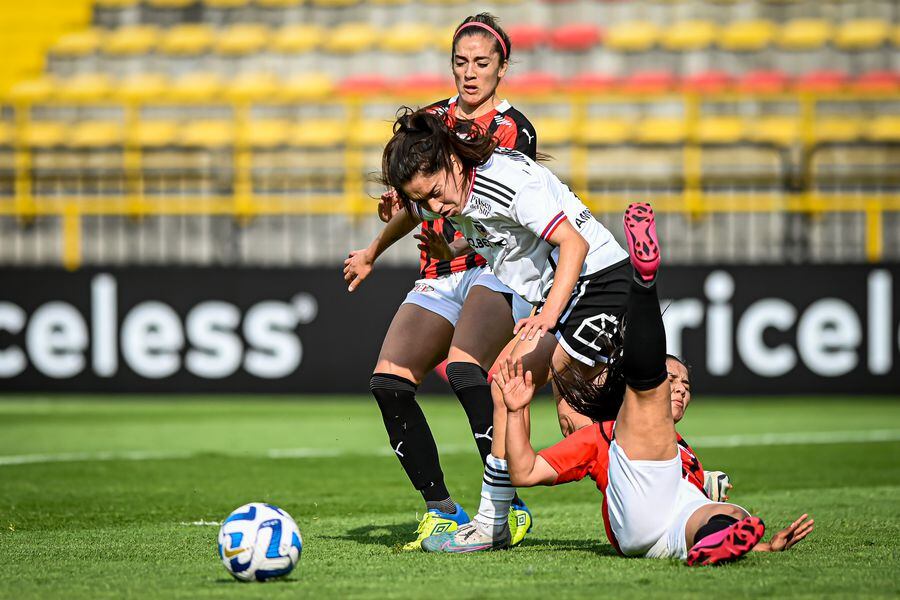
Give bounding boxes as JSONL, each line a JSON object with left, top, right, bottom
{"left": 0, "top": 0, "right": 898, "bottom": 267}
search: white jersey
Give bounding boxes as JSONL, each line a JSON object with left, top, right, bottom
{"left": 416, "top": 149, "right": 627, "bottom": 304}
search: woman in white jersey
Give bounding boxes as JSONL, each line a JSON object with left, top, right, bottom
{"left": 380, "top": 107, "right": 633, "bottom": 550}
{"left": 343, "top": 14, "right": 536, "bottom": 551}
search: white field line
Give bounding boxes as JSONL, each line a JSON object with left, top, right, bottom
{"left": 1, "top": 429, "right": 898, "bottom": 468}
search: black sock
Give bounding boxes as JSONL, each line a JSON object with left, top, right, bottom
{"left": 694, "top": 514, "right": 739, "bottom": 542}
{"left": 624, "top": 278, "right": 668, "bottom": 391}
{"left": 370, "top": 373, "right": 450, "bottom": 502}
{"left": 445, "top": 362, "right": 494, "bottom": 465}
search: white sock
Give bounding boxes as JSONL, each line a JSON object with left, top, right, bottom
{"left": 474, "top": 454, "right": 515, "bottom": 533}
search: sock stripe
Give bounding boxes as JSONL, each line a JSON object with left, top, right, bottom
{"left": 483, "top": 477, "right": 513, "bottom": 488}
{"left": 484, "top": 465, "right": 509, "bottom": 479}
{"left": 445, "top": 363, "right": 489, "bottom": 391}
{"left": 370, "top": 374, "right": 417, "bottom": 393}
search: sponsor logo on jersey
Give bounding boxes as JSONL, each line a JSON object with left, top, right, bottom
{"left": 472, "top": 196, "right": 493, "bottom": 217}
{"left": 574, "top": 208, "right": 593, "bottom": 228}
{"left": 412, "top": 283, "right": 436, "bottom": 293}
{"left": 494, "top": 115, "right": 512, "bottom": 128}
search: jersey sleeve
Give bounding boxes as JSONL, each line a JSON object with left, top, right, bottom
{"left": 537, "top": 424, "right": 602, "bottom": 485}
{"left": 504, "top": 109, "right": 538, "bottom": 160}
{"left": 512, "top": 179, "right": 568, "bottom": 243}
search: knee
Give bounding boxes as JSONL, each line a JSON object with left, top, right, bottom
{"left": 369, "top": 373, "right": 417, "bottom": 413}
{"left": 445, "top": 361, "right": 488, "bottom": 392}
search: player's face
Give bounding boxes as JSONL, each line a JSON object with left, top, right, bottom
{"left": 667, "top": 357, "right": 692, "bottom": 423}
{"left": 401, "top": 157, "right": 468, "bottom": 217}
{"left": 452, "top": 34, "right": 508, "bottom": 110}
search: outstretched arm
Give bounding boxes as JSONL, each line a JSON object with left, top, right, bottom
{"left": 752, "top": 513, "right": 815, "bottom": 552}
{"left": 497, "top": 358, "right": 558, "bottom": 487}
{"left": 343, "top": 206, "right": 420, "bottom": 292}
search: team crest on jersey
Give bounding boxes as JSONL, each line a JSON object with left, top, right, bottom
{"left": 471, "top": 196, "right": 493, "bottom": 217}
{"left": 573, "top": 313, "right": 621, "bottom": 353}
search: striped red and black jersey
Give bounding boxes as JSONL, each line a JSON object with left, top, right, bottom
{"left": 418, "top": 96, "right": 537, "bottom": 279}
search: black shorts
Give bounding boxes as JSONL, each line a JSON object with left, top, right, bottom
{"left": 542, "top": 258, "right": 631, "bottom": 367}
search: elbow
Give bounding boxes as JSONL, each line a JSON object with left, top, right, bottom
{"left": 509, "top": 473, "right": 527, "bottom": 487}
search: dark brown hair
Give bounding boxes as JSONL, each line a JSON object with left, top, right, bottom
{"left": 380, "top": 106, "right": 497, "bottom": 211}
{"left": 452, "top": 13, "right": 512, "bottom": 63}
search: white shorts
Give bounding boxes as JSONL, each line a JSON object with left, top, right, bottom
{"left": 402, "top": 266, "right": 532, "bottom": 327}
{"left": 605, "top": 440, "right": 715, "bottom": 559}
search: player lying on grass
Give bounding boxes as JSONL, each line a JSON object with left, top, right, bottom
{"left": 381, "top": 107, "right": 632, "bottom": 550}
{"left": 458, "top": 204, "right": 815, "bottom": 563}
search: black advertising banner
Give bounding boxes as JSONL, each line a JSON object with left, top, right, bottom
{"left": 0, "top": 265, "right": 898, "bottom": 394}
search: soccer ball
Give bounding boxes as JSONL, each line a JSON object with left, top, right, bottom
{"left": 217, "top": 502, "right": 303, "bottom": 582}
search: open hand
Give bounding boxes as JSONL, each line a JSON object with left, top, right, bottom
{"left": 755, "top": 513, "right": 814, "bottom": 552}
{"left": 513, "top": 311, "right": 558, "bottom": 341}
{"left": 377, "top": 189, "right": 402, "bottom": 223}
{"left": 343, "top": 249, "right": 374, "bottom": 292}
{"left": 494, "top": 357, "right": 535, "bottom": 412}
{"left": 413, "top": 228, "right": 455, "bottom": 261}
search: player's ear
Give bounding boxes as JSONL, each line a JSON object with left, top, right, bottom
{"left": 497, "top": 59, "right": 508, "bottom": 80}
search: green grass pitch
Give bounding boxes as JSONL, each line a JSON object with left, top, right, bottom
{"left": 1, "top": 395, "right": 898, "bottom": 599}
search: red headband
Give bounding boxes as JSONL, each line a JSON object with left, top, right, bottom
{"left": 453, "top": 22, "right": 508, "bottom": 59}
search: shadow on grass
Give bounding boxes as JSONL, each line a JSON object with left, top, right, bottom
{"left": 520, "top": 537, "right": 620, "bottom": 556}
{"left": 319, "top": 522, "right": 412, "bottom": 548}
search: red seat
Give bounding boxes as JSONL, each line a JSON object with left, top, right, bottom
{"left": 338, "top": 74, "right": 390, "bottom": 95}
{"left": 503, "top": 71, "right": 560, "bottom": 95}
{"left": 507, "top": 24, "right": 548, "bottom": 52}
{"left": 549, "top": 23, "right": 603, "bottom": 52}
{"left": 619, "top": 70, "right": 677, "bottom": 94}
{"left": 396, "top": 73, "right": 453, "bottom": 95}
{"left": 737, "top": 70, "right": 790, "bottom": 94}
{"left": 794, "top": 70, "right": 848, "bottom": 93}
{"left": 566, "top": 72, "right": 619, "bottom": 93}
{"left": 682, "top": 70, "right": 733, "bottom": 93}
{"left": 852, "top": 70, "right": 900, "bottom": 93}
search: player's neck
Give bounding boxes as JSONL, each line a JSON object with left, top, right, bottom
{"left": 455, "top": 95, "right": 500, "bottom": 120}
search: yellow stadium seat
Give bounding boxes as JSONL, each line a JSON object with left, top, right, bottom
{"left": 169, "top": 72, "right": 224, "bottom": 103}
{"left": 893, "top": 25, "right": 900, "bottom": 47}
{"left": 132, "top": 120, "right": 178, "bottom": 147}
{"left": 206, "top": 0, "right": 249, "bottom": 7}
{"left": 116, "top": 73, "right": 169, "bottom": 102}
{"left": 180, "top": 120, "right": 235, "bottom": 147}
{"left": 147, "top": 0, "right": 194, "bottom": 7}
{"left": 23, "top": 122, "right": 67, "bottom": 147}
{"left": 865, "top": 116, "right": 900, "bottom": 143}
{"left": 8, "top": 77, "right": 57, "bottom": 103}
{"left": 290, "top": 119, "right": 348, "bottom": 147}
{"left": 577, "top": 118, "right": 632, "bottom": 145}
{"left": 311, "top": 0, "right": 357, "bottom": 5}
{"left": 279, "top": 72, "right": 334, "bottom": 101}
{"left": 51, "top": 29, "right": 104, "bottom": 57}
{"left": 215, "top": 24, "right": 268, "bottom": 56}
{"left": 104, "top": 25, "right": 159, "bottom": 56}
{"left": 244, "top": 119, "right": 292, "bottom": 147}
{"left": 812, "top": 118, "right": 863, "bottom": 144}
{"left": 719, "top": 20, "right": 776, "bottom": 52}
{"left": 370, "top": 0, "right": 409, "bottom": 5}
{"left": 834, "top": 19, "right": 890, "bottom": 51}
{"left": 696, "top": 117, "right": 745, "bottom": 145}
{"left": 0, "top": 121, "right": 13, "bottom": 145}
{"left": 531, "top": 118, "right": 573, "bottom": 145}
{"left": 350, "top": 119, "right": 393, "bottom": 147}
{"left": 634, "top": 118, "right": 686, "bottom": 144}
{"left": 777, "top": 19, "right": 832, "bottom": 50}
{"left": 57, "top": 73, "right": 113, "bottom": 102}
{"left": 227, "top": 72, "right": 280, "bottom": 103}
{"left": 271, "top": 24, "right": 323, "bottom": 54}
{"left": 661, "top": 20, "right": 718, "bottom": 52}
{"left": 749, "top": 116, "right": 799, "bottom": 147}
{"left": 323, "top": 23, "right": 378, "bottom": 54}
{"left": 605, "top": 21, "right": 659, "bottom": 52}
{"left": 257, "top": 0, "right": 302, "bottom": 6}
{"left": 379, "top": 23, "right": 434, "bottom": 53}
{"left": 68, "top": 121, "right": 124, "bottom": 147}
{"left": 159, "top": 24, "right": 215, "bottom": 56}
{"left": 437, "top": 23, "right": 459, "bottom": 53}
{"left": 95, "top": 0, "right": 138, "bottom": 7}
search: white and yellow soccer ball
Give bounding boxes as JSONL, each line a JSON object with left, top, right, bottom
{"left": 217, "top": 502, "right": 302, "bottom": 582}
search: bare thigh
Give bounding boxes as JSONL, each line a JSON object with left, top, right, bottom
{"left": 614, "top": 380, "right": 678, "bottom": 461}
{"left": 374, "top": 303, "right": 455, "bottom": 384}
{"left": 447, "top": 285, "right": 515, "bottom": 370}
